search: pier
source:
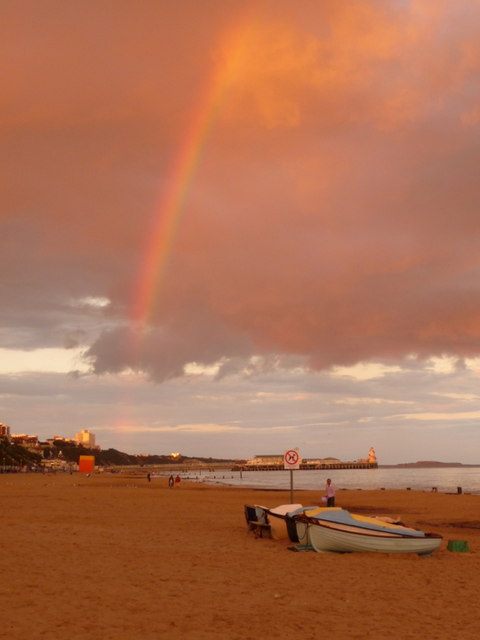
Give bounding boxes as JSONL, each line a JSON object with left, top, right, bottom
{"left": 233, "top": 461, "right": 378, "bottom": 471}
{"left": 236, "top": 447, "right": 379, "bottom": 472}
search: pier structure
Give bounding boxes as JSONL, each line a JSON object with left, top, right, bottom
{"left": 234, "top": 452, "right": 378, "bottom": 472}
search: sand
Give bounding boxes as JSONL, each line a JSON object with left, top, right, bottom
{"left": 2, "top": 472, "right": 480, "bottom": 640}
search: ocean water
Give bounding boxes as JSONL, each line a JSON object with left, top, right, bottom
{"left": 192, "top": 467, "right": 480, "bottom": 495}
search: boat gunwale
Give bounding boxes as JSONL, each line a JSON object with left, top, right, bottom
{"left": 296, "top": 514, "right": 442, "bottom": 541}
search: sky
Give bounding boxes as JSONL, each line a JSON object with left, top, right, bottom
{"left": 2, "top": 0, "right": 480, "bottom": 464}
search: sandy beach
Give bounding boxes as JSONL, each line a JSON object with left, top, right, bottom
{"left": 2, "top": 473, "right": 480, "bottom": 640}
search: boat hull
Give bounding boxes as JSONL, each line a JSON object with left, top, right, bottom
{"left": 307, "top": 519, "right": 442, "bottom": 555}
{"left": 294, "top": 507, "right": 341, "bottom": 546}
{"left": 295, "top": 519, "right": 310, "bottom": 546}
{"left": 266, "top": 504, "right": 303, "bottom": 540}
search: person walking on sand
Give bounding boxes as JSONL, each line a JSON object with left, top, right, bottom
{"left": 168, "top": 474, "right": 174, "bottom": 488}
{"left": 324, "top": 478, "right": 335, "bottom": 507}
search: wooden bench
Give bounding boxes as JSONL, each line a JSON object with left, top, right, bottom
{"left": 244, "top": 505, "right": 272, "bottom": 538}
{"left": 247, "top": 520, "right": 272, "bottom": 538}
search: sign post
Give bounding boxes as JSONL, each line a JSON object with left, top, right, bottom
{"left": 283, "top": 448, "right": 300, "bottom": 503}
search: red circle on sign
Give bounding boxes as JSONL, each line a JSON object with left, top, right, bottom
{"left": 284, "top": 449, "right": 299, "bottom": 465}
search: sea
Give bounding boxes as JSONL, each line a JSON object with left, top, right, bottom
{"left": 186, "top": 467, "right": 480, "bottom": 495}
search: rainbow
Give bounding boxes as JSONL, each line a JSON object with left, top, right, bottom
{"left": 132, "top": 8, "right": 261, "bottom": 330}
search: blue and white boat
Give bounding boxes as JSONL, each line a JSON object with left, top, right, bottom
{"left": 295, "top": 508, "right": 442, "bottom": 555}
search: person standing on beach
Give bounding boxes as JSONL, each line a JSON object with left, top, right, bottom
{"left": 168, "top": 475, "right": 174, "bottom": 488}
{"left": 324, "top": 478, "right": 335, "bottom": 507}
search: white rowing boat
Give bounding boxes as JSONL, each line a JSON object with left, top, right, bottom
{"left": 295, "top": 508, "right": 442, "bottom": 555}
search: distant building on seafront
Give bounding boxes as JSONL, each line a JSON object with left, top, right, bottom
{"left": 11, "top": 434, "right": 41, "bottom": 453}
{"left": 0, "top": 423, "right": 11, "bottom": 440}
{"left": 246, "top": 454, "right": 283, "bottom": 466}
{"left": 75, "top": 429, "right": 96, "bottom": 448}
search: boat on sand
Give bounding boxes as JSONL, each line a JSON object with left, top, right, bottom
{"left": 295, "top": 508, "right": 442, "bottom": 555}
{"left": 265, "top": 504, "right": 303, "bottom": 539}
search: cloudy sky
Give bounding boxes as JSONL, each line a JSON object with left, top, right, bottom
{"left": 2, "top": 0, "right": 480, "bottom": 464}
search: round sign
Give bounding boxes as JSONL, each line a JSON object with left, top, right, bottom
{"left": 284, "top": 449, "right": 300, "bottom": 467}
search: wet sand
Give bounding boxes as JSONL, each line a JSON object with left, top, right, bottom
{"left": 2, "top": 473, "right": 480, "bottom": 639}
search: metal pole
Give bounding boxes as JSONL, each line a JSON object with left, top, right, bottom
{"left": 290, "top": 469, "right": 294, "bottom": 503}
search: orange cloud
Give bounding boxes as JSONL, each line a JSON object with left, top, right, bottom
{"left": 3, "top": 0, "right": 480, "bottom": 382}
